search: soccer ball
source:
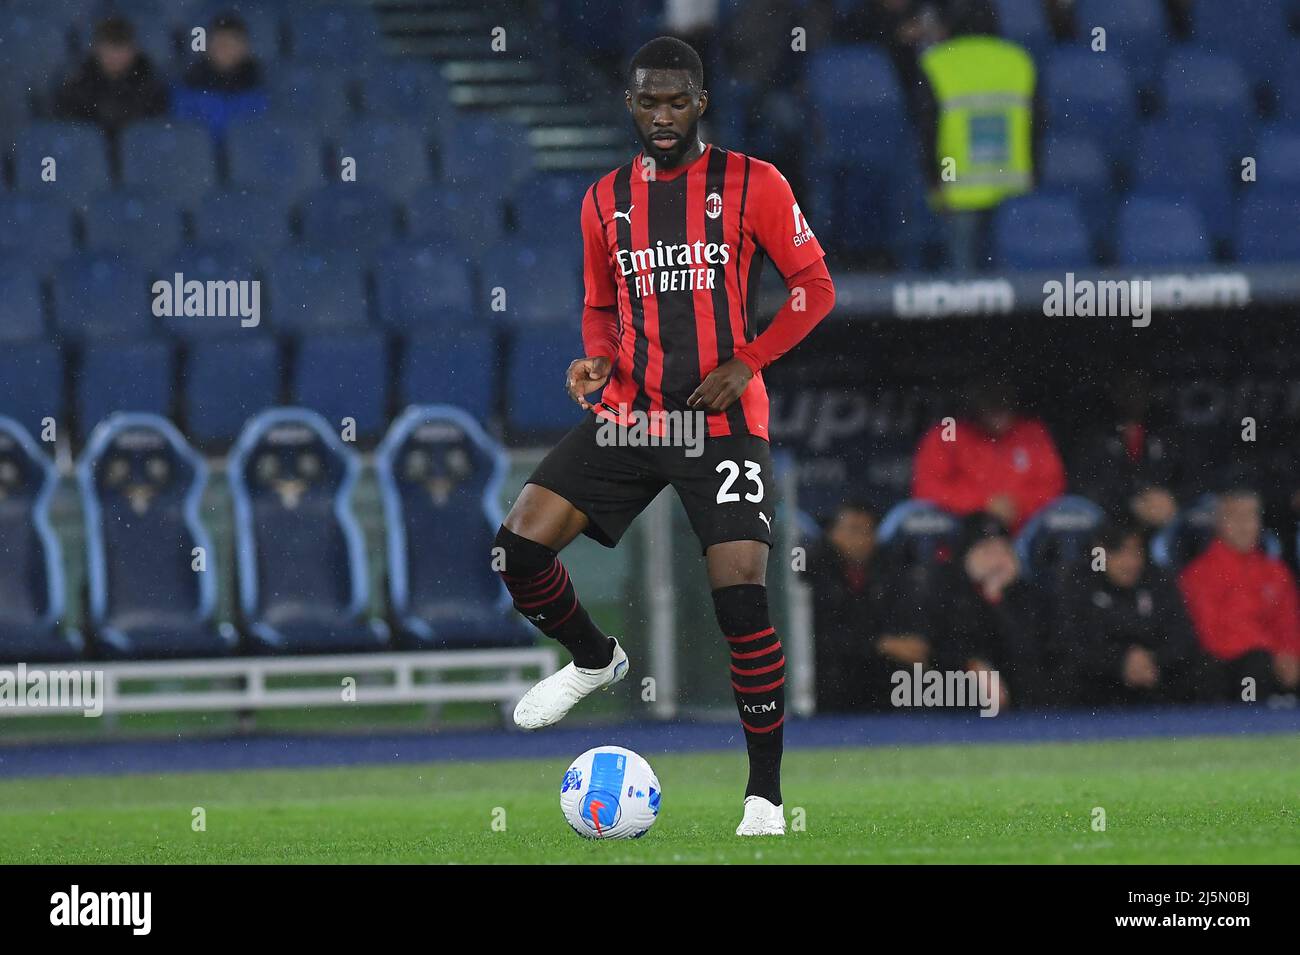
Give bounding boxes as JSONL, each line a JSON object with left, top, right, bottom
{"left": 560, "top": 746, "right": 661, "bottom": 839}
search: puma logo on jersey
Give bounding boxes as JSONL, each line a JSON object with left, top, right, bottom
{"left": 613, "top": 204, "right": 635, "bottom": 223}
{"left": 758, "top": 512, "right": 771, "bottom": 531}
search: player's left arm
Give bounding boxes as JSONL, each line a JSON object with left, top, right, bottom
{"left": 688, "top": 162, "right": 834, "bottom": 413}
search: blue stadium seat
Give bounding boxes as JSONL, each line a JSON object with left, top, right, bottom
{"left": 78, "top": 413, "right": 238, "bottom": 659}
{"left": 876, "top": 500, "right": 962, "bottom": 564}
{"left": 77, "top": 338, "right": 175, "bottom": 437}
{"left": 192, "top": 190, "right": 293, "bottom": 267}
{"left": 119, "top": 120, "right": 217, "bottom": 206}
{"left": 183, "top": 336, "right": 281, "bottom": 448}
{"left": 225, "top": 116, "right": 324, "bottom": 198}
{"left": 0, "top": 267, "right": 46, "bottom": 342}
{"left": 1116, "top": 195, "right": 1212, "bottom": 266}
{"left": 479, "top": 242, "right": 581, "bottom": 323}
{"left": 1161, "top": 48, "right": 1253, "bottom": 145}
{"left": 268, "top": 248, "right": 368, "bottom": 332}
{"left": 809, "top": 45, "right": 905, "bottom": 169}
{"left": 298, "top": 183, "right": 397, "bottom": 255}
{"left": 1014, "top": 495, "right": 1104, "bottom": 585}
{"left": 13, "top": 121, "right": 112, "bottom": 203}
{"left": 0, "top": 13, "right": 72, "bottom": 87}
{"left": 333, "top": 119, "right": 432, "bottom": 202}
{"left": 291, "top": 331, "right": 389, "bottom": 443}
{"left": 1073, "top": 0, "right": 1168, "bottom": 89}
{"left": 374, "top": 241, "right": 476, "bottom": 331}
{"left": 505, "top": 322, "right": 585, "bottom": 437}
{"left": 358, "top": 60, "right": 449, "bottom": 122}
{"left": 0, "top": 342, "right": 64, "bottom": 440}
{"left": 440, "top": 117, "right": 533, "bottom": 189}
{"left": 267, "top": 63, "right": 353, "bottom": 135}
{"left": 1192, "top": 0, "right": 1288, "bottom": 85}
{"left": 1132, "top": 120, "right": 1233, "bottom": 242}
{"left": 991, "top": 0, "right": 1052, "bottom": 61}
{"left": 228, "top": 408, "right": 390, "bottom": 654}
{"left": 83, "top": 193, "right": 185, "bottom": 271}
{"left": 1235, "top": 190, "right": 1300, "bottom": 263}
{"left": 1276, "top": 42, "right": 1300, "bottom": 121}
{"left": 0, "top": 196, "right": 74, "bottom": 273}
{"left": 399, "top": 328, "right": 496, "bottom": 412}
{"left": 512, "top": 172, "right": 592, "bottom": 241}
{"left": 376, "top": 405, "right": 530, "bottom": 649}
{"left": 406, "top": 183, "right": 503, "bottom": 250}
{"left": 1039, "top": 133, "right": 1112, "bottom": 243}
{"left": 1253, "top": 125, "right": 1300, "bottom": 188}
{"left": 0, "top": 416, "right": 82, "bottom": 664}
{"left": 286, "top": 3, "right": 380, "bottom": 65}
{"left": 160, "top": 243, "right": 261, "bottom": 337}
{"left": 53, "top": 254, "right": 151, "bottom": 340}
{"left": 993, "top": 195, "right": 1092, "bottom": 270}
{"left": 1043, "top": 49, "right": 1139, "bottom": 162}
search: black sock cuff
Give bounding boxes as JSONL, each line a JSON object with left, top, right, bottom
{"left": 711, "top": 584, "right": 770, "bottom": 636}
{"left": 494, "top": 525, "right": 557, "bottom": 577}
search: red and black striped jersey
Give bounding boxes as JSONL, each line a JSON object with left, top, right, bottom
{"left": 582, "top": 145, "right": 825, "bottom": 440}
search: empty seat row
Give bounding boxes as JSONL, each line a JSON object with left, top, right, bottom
{"left": 0, "top": 237, "right": 582, "bottom": 339}
{"left": 0, "top": 324, "right": 583, "bottom": 451}
{"left": 0, "top": 404, "right": 531, "bottom": 664}
{"left": 993, "top": 190, "right": 1300, "bottom": 269}
{"left": 4, "top": 114, "right": 532, "bottom": 204}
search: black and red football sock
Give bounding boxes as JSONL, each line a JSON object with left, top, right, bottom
{"left": 712, "top": 583, "right": 784, "bottom": 805}
{"left": 495, "top": 526, "right": 614, "bottom": 669}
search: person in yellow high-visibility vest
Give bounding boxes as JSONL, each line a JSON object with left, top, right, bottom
{"left": 915, "top": 2, "right": 1041, "bottom": 272}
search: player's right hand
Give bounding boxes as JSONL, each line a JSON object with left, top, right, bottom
{"left": 565, "top": 356, "right": 612, "bottom": 410}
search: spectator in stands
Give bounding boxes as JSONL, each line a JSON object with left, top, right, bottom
{"left": 54, "top": 16, "right": 168, "bottom": 139}
{"left": 913, "top": 0, "right": 1040, "bottom": 271}
{"left": 920, "top": 512, "right": 1046, "bottom": 709}
{"left": 1180, "top": 489, "right": 1300, "bottom": 703}
{"left": 173, "top": 13, "right": 268, "bottom": 140}
{"left": 912, "top": 374, "right": 1066, "bottom": 533}
{"left": 1054, "top": 521, "right": 1202, "bottom": 707}
{"left": 1070, "top": 370, "right": 1180, "bottom": 531}
{"left": 805, "top": 502, "right": 929, "bottom": 712}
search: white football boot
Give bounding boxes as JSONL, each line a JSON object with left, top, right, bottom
{"left": 736, "top": 795, "right": 786, "bottom": 836}
{"left": 512, "top": 638, "right": 629, "bottom": 730}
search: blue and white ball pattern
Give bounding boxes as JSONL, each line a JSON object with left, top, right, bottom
{"left": 560, "top": 746, "right": 661, "bottom": 839}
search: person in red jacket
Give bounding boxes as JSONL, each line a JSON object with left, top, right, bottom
{"left": 1179, "top": 489, "right": 1300, "bottom": 703}
{"left": 911, "top": 376, "right": 1066, "bottom": 532}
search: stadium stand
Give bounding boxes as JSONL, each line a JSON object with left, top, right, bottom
{"left": 2, "top": 0, "right": 1299, "bottom": 719}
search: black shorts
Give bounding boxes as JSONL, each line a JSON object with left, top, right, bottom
{"left": 527, "top": 414, "right": 774, "bottom": 552}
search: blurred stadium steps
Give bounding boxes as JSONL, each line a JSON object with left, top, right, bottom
{"left": 372, "top": 0, "right": 627, "bottom": 171}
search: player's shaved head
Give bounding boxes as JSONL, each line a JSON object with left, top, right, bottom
{"left": 627, "top": 36, "right": 704, "bottom": 93}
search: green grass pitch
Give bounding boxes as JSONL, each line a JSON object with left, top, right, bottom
{"left": 2, "top": 734, "right": 1297, "bottom": 864}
